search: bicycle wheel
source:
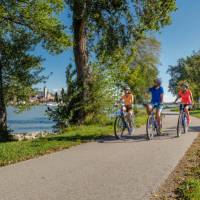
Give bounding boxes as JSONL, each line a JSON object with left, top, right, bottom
{"left": 177, "top": 115, "right": 182, "bottom": 137}
{"left": 183, "top": 114, "right": 188, "bottom": 134}
{"left": 146, "top": 116, "right": 155, "bottom": 140}
{"left": 114, "top": 116, "right": 126, "bottom": 139}
{"left": 156, "top": 115, "right": 162, "bottom": 136}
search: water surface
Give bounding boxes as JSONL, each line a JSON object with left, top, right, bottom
{"left": 7, "top": 105, "right": 55, "bottom": 133}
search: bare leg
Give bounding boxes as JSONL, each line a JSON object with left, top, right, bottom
{"left": 185, "top": 106, "right": 190, "bottom": 124}
{"left": 145, "top": 104, "right": 153, "bottom": 115}
{"left": 127, "top": 110, "right": 133, "bottom": 129}
{"left": 156, "top": 109, "right": 161, "bottom": 129}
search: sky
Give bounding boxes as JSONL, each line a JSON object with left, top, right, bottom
{"left": 37, "top": 0, "right": 200, "bottom": 102}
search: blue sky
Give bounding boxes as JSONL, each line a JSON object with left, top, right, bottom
{"left": 156, "top": 0, "right": 200, "bottom": 101}
{"left": 37, "top": 0, "right": 200, "bottom": 101}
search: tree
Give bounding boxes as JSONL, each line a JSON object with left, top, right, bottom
{"left": 64, "top": 0, "right": 176, "bottom": 122}
{"left": 54, "top": 92, "right": 59, "bottom": 103}
{"left": 0, "top": 0, "right": 71, "bottom": 138}
{"left": 97, "top": 37, "right": 160, "bottom": 102}
{"left": 0, "top": 30, "right": 44, "bottom": 138}
{"left": 0, "top": 0, "right": 71, "bottom": 53}
{"left": 126, "top": 37, "right": 160, "bottom": 102}
{"left": 168, "top": 51, "right": 200, "bottom": 103}
{"left": 47, "top": 64, "right": 80, "bottom": 129}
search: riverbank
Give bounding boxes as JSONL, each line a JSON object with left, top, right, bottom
{"left": 0, "top": 112, "right": 147, "bottom": 167}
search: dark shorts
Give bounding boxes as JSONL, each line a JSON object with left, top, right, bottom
{"left": 150, "top": 103, "right": 163, "bottom": 112}
{"left": 125, "top": 105, "right": 133, "bottom": 112}
{"left": 180, "top": 104, "right": 192, "bottom": 111}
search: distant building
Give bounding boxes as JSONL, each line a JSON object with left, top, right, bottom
{"left": 44, "top": 86, "right": 48, "bottom": 99}
{"left": 29, "top": 86, "right": 55, "bottom": 103}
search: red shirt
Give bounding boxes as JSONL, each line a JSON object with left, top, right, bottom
{"left": 178, "top": 90, "right": 192, "bottom": 104}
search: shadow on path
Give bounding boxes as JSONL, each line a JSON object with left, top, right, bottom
{"left": 38, "top": 124, "right": 199, "bottom": 145}
{"left": 189, "top": 126, "right": 200, "bottom": 132}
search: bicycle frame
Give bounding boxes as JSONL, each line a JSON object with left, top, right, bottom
{"left": 151, "top": 110, "right": 158, "bottom": 128}
{"left": 114, "top": 103, "right": 134, "bottom": 139}
{"left": 146, "top": 105, "right": 163, "bottom": 140}
{"left": 180, "top": 105, "right": 188, "bottom": 126}
{"left": 177, "top": 104, "right": 188, "bottom": 136}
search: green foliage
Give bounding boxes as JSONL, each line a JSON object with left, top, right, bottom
{"left": 67, "top": 0, "right": 176, "bottom": 56}
{"left": 125, "top": 38, "right": 160, "bottom": 102}
{"left": 47, "top": 64, "right": 81, "bottom": 129}
{"left": 84, "top": 114, "right": 113, "bottom": 126}
{"left": 0, "top": 0, "right": 71, "bottom": 134}
{"left": 0, "top": 30, "right": 44, "bottom": 110}
{"left": 98, "top": 37, "right": 160, "bottom": 103}
{"left": 54, "top": 92, "right": 59, "bottom": 103}
{"left": 178, "top": 179, "right": 200, "bottom": 200}
{"left": 0, "top": 0, "right": 71, "bottom": 53}
{"left": 168, "top": 51, "right": 200, "bottom": 102}
{"left": 64, "top": 0, "right": 176, "bottom": 122}
{"left": 85, "top": 62, "right": 117, "bottom": 120}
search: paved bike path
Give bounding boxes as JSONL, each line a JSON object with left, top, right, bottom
{"left": 0, "top": 112, "right": 199, "bottom": 200}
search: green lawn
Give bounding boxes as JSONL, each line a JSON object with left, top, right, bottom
{"left": 178, "top": 178, "right": 200, "bottom": 200}
{"left": 191, "top": 110, "right": 200, "bottom": 118}
{"left": 0, "top": 113, "right": 147, "bottom": 167}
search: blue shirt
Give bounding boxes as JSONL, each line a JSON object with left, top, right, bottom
{"left": 149, "top": 86, "right": 164, "bottom": 104}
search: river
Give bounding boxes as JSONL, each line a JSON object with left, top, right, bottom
{"left": 7, "top": 105, "right": 55, "bottom": 133}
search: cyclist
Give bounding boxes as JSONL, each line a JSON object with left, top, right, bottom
{"left": 119, "top": 86, "right": 134, "bottom": 134}
{"left": 174, "top": 82, "right": 193, "bottom": 125}
{"left": 144, "top": 78, "right": 164, "bottom": 133}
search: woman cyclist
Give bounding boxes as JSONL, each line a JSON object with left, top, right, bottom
{"left": 117, "top": 86, "right": 134, "bottom": 135}
{"left": 174, "top": 82, "right": 193, "bottom": 125}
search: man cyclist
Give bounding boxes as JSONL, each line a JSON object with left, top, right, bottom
{"left": 174, "top": 82, "right": 193, "bottom": 125}
{"left": 144, "top": 78, "right": 164, "bottom": 133}
{"left": 120, "top": 86, "right": 134, "bottom": 135}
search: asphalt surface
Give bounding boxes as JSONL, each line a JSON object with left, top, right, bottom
{"left": 0, "top": 112, "right": 199, "bottom": 200}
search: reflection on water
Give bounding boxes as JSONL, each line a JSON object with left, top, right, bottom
{"left": 7, "top": 105, "right": 55, "bottom": 133}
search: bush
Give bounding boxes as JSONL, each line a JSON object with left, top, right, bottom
{"left": 84, "top": 114, "right": 113, "bottom": 126}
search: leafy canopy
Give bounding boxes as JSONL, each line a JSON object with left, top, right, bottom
{"left": 65, "top": 0, "right": 176, "bottom": 56}
{"left": 0, "top": 0, "right": 71, "bottom": 53}
{"left": 168, "top": 51, "right": 200, "bottom": 102}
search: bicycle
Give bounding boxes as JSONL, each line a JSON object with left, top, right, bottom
{"left": 177, "top": 104, "right": 190, "bottom": 137}
{"left": 114, "top": 103, "right": 135, "bottom": 139}
{"left": 146, "top": 104, "right": 163, "bottom": 140}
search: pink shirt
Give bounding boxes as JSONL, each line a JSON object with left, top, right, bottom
{"left": 178, "top": 90, "right": 192, "bottom": 104}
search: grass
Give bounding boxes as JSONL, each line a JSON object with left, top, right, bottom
{"left": 191, "top": 110, "right": 200, "bottom": 119}
{"left": 178, "top": 179, "right": 200, "bottom": 200}
{"left": 171, "top": 107, "right": 179, "bottom": 112}
{"left": 0, "top": 125, "right": 113, "bottom": 166}
{"left": 0, "top": 112, "right": 147, "bottom": 167}
{"left": 135, "top": 109, "right": 147, "bottom": 127}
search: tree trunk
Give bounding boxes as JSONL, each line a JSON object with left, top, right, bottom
{"left": 0, "top": 62, "right": 8, "bottom": 139}
{"left": 73, "top": 3, "right": 91, "bottom": 123}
